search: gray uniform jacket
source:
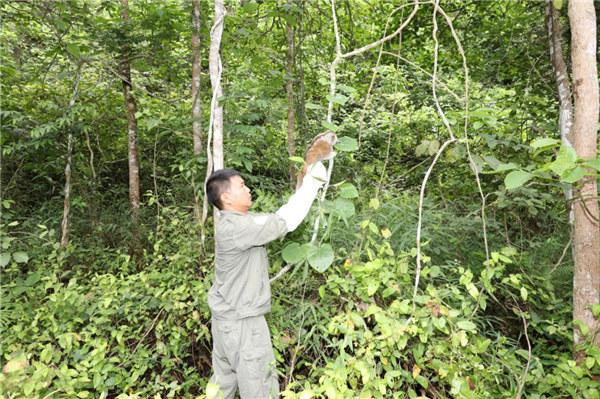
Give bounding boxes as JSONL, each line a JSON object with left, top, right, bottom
{"left": 208, "top": 210, "right": 289, "bottom": 321}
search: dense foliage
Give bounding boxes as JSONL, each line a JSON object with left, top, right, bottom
{"left": 2, "top": 1, "right": 599, "bottom": 398}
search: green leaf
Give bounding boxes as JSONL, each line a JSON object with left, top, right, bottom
{"left": 25, "top": 273, "right": 40, "bottom": 286}
{"left": 428, "top": 140, "right": 440, "bottom": 156}
{"left": 583, "top": 158, "right": 600, "bottom": 172}
{"left": 558, "top": 145, "right": 577, "bottom": 163}
{"left": 456, "top": 321, "right": 477, "bottom": 331}
{"left": 505, "top": 171, "right": 533, "bottom": 189}
{"left": 369, "top": 198, "right": 380, "bottom": 210}
{"left": 415, "top": 141, "right": 430, "bottom": 157}
{"left": 530, "top": 138, "right": 560, "bottom": 149}
{"left": 321, "top": 120, "right": 339, "bottom": 132}
{"left": 483, "top": 162, "right": 518, "bottom": 174}
{"left": 337, "top": 84, "right": 357, "bottom": 93}
{"left": 415, "top": 375, "right": 429, "bottom": 389}
{"left": 561, "top": 166, "right": 585, "bottom": 183}
{"left": 554, "top": 0, "right": 563, "bottom": 10}
{"left": 338, "top": 183, "right": 358, "bottom": 198}
{"left": 520, "top": 287, "right": 528, "bottom": 301}
{"left": 333, "top": 198, "right": 355, "bottom": 218}
{"left": 367, "top": 281, "right": 379, "bottom": 296}
{"left": 592, "top": 304, "right": 600, "bottom": 317}
{"left": 574, "top": 319, "right": 590, "bottom": 336}
{"left": 0, "top": 252, "right": 11, "bottom": 267}
{"left": 484, "top": 156, "right": 502, "bottom": 170}
{"left": 550, "top": 158, "right": 574, "bottom": 175}
{"left": 326, "top": 94, "right": 348, "bottom": 105}
{"left": 446, "top": 143, "right": 465, "bottom": 163}
{"left": 289, "top": 156, "right": 305, "bottom": 164}
{"left": 334, "top": 136, "right": 358, "bottom": 152}
{"left": 66, "top": 43, "right": 81, "bottom": 58}
{"left": 586, "top": 357, "right": 595, "bottom": 369}
{"left": 146, "top": 118, "right": 161, "bottom": 130}
{"left": 305, "top": 103, "right": 322, "bottom": 110}
{"left": 307, "top": 244, "right": 334, "bottom": 273}
{"left": 243, "top": 2, "right": 258, "bottom": 12}
{"left": 55, "top": 19, "right": 69, "bottom": 30}
{"left": 13, "top": 251, "right": 29, "bottom": 263}
{"left": 282, "top": 243, "right": 309, "bottom": 263}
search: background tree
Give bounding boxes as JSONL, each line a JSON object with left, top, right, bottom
{"left": 568, "top": 0, "right": 600, "bottom": 360}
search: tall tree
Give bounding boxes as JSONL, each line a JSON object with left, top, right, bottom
{"left": 285, "top": 0, "right": 296, "bottom": 187}
{"left": 192, "top": 0, "right": 203, "bottom": 227}
{"left": 209, "top": 0, "right": 225, "bottom": 173}
{"left": 569, "top": 0, "right": 600, "bottom": 360}
{"left": 120, "top": 0, "right": 141, "bottom": 224}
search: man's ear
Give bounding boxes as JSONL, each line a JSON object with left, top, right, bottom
{"left": 220, "top": 191, "right": 230, "bottom": 207}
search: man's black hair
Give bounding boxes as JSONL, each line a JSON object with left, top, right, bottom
{"left": 206, "top": 169, "right": 241, "bottom": 210}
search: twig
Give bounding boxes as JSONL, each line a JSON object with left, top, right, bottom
{"left": 270, "top": 261, "right": 299, "bottom": 283}
{"left": 118, "top": 308, "right": 164, "bottom": 367}
{"left": 515, "top": 305, "right": 532, "bottom": 399}
{"left": 42, "top": 388, "right": 63, "bottom": 399}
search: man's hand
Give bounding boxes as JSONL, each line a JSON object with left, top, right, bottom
{"left": 306, "top": 162, "right": 328, "bottom": 186}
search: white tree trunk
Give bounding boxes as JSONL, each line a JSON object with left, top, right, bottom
{"left": 210, "top": 0, "right": 224, "bottom": 173}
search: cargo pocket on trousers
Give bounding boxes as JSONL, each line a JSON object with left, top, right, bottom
{"left": 217, "top": 321, "right": 241, "bottom": 351}
{"left": 241, "top": 346, "right": 269, "bottom": 380}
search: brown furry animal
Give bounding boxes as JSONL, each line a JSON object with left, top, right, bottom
{"left": 296, "top": 131, "right": 338, "bottom": 190}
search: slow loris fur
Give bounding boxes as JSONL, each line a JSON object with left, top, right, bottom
{"left": 296, "top": 131, "right": 338, "bottom": 190}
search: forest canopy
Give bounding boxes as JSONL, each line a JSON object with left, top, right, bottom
{"left": 1, "top": 0, "right": 599, "bottom": 398}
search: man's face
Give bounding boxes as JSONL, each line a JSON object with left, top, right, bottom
{"left": 221, "top": 175, "right": 252, "bottom": 213}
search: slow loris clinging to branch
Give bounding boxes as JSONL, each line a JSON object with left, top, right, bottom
{"left": 296, "top": 131, "right": 338, "bottom": 190}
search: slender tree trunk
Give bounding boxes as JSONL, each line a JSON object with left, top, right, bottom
{"left": 60, "top": 64, "right": 81, "bottom": 248}
{"left": 120, "top": 0, "right": 140, "bottom": 224}
{"left": 208, "top": 0, "right": 225, "bottom": 230}
{"left": 545, "top": 1, "right": 574, "bottom": 222}
{"left": 569, "top": 0, "right": 600, "bottom": 361}
{"left": 285, "top": 0, "right": 296, "bottom": 187}
{"left": 210, "top": 0, "right": 224, "bottom": 173}
{"left": 192, "top": 0, "right": 203, "bottom": 227}
{"left": 296, "top": 1, "right": 308, "bottom": 147}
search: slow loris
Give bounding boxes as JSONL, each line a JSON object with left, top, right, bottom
{"left": 296, "top": 131, "right": 338, "bottom": 190}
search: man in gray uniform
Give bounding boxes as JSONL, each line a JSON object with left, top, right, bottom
{"left": 206, "top": 162, "right": 328, "bottom": 399}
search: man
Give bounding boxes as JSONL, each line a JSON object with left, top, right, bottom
{"left": 206, "top": 162, "right": 328, "bottom": 399}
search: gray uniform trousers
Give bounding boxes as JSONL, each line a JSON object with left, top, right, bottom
{"left": 210, "top": 315, "right": 279, "bottom": 399}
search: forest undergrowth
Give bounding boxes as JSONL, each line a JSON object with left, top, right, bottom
{"left": 2, "top": 183, "right": 598, "bottom": 399}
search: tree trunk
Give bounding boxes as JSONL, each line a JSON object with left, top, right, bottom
{"left": 545, "top": 1, "right": 574, "bottom": 222}
{"left": 60, "top": 64, "right": 81, "bottom": 248}
{"left": 120, "top": 0, "right": 140, "bottom": 224}
{"left": 210, "top": 0, "right": 224, "bottom": 173}
{"left": 569, "top": 0, "right": 600, "bottom": 361}
{"left": 208, "top": 0, "right": 225, "bottom": 230}
{"left": 285, "top": 0, "right": 296, "bottom": 187}
{"left": 192, "top": 0, "right": 203, "bottom": 227}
